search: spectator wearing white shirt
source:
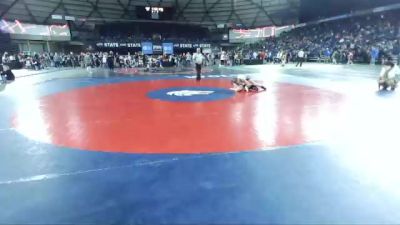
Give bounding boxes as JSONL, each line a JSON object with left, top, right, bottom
{"left": 186, "top": 52, "right": 192, "bottom": 66}
{"left": 252, "top": 51, "right": 258, "bottom": 60}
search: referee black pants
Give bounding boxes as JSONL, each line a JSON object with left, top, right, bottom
{"left": 195, "top": 63, "right": 202, "bottom": 81}
{"left": 296, "top": 57, "right": 304, "bottom": 67}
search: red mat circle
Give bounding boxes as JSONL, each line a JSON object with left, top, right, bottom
{"left": 13, "top": 79, "right": 343, "bottom": 153}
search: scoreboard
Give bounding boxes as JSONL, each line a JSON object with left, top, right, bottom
{"left": 136, "top": 6, "right": 175, "bottom": 20}
{"left": 229, "top": 25, "right": 294, "bottom": 43}
{"left": 229, "top": 26, "right": 275, "bottom": 43}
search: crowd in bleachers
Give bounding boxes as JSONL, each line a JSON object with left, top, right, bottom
{"left": 1, "top": 51, "right": 83, "bottom": 70}
{"left": 99, "top": 22, "right": 212, "bottom": 43}
{"left": 0, "top": 51, "right": 220, "bottom": 71}
{"left": 239, "top": 10, "right": 400, "bottom": 65}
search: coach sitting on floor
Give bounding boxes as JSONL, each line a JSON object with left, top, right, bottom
{"left": 0, "top": 64, "right": 15, "bottom": 83}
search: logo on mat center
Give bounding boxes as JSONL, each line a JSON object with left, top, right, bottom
{"left": 148, "top": 86, "right": 235, "bottom": 102}
{"left": 166, "top": 90, "right": 215, "bottom": 96}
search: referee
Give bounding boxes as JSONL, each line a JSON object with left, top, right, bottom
{"left": 193, "top": 48, "right": 205, "bottom": 81}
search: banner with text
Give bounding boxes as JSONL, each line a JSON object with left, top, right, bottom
{"left": 96, "top": 42, "right": 211, "bottom": 51}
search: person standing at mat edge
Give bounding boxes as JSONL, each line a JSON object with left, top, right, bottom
{"left": 107, "top": 51, "right": 115, "bottom": 71}
{"left": 296, "top": 49, "right": 305, "bottom": 67}
{"left": 193, "top": 48, "right": 205, "bottom": 81}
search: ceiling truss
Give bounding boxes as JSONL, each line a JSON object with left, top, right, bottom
{"left": 0, "top": 0, "right": 299, "bottom": 30}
